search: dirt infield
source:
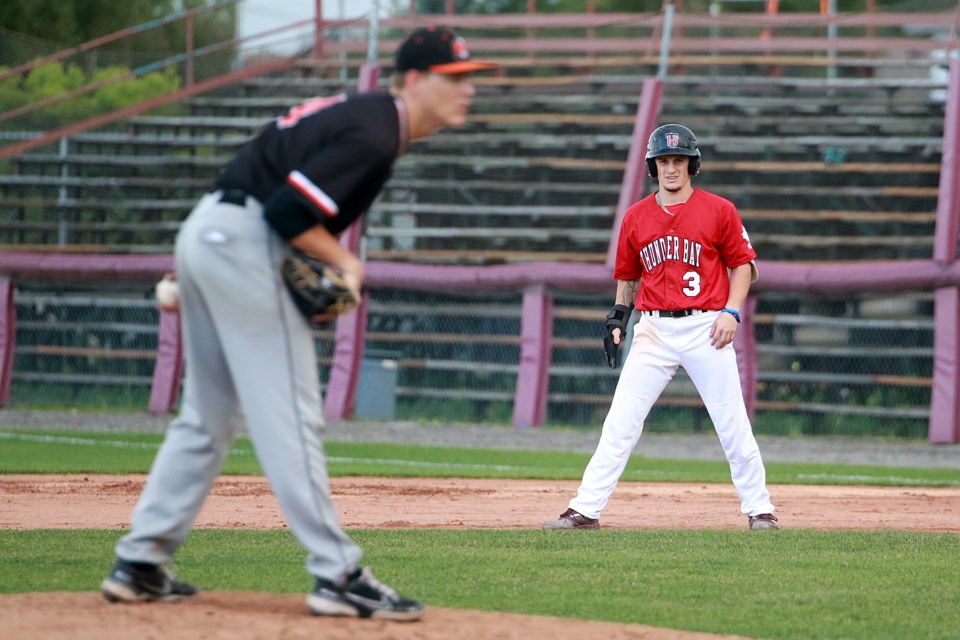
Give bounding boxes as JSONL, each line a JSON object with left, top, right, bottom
{"left": 4, "top": 474, "right": 960, "bottom": 640}
{"left": 4, "top": 475, "right": 960, "bottom": 532}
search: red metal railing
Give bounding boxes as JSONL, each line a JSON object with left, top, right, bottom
{"left": 0, "top": 0, "right": 314, "bottom": 160}
{"left": 0, "top": 0, "right": 240, "bottom": 84}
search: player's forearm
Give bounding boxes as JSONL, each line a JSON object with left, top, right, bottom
{"left": 615, "top": 279, "right": 639, "bottom": 307}
{"left": 724, "top": 263, "right": 753, "bottom": 311}
{"left": 290, "top": 225, "right": 364, "bottom": 291}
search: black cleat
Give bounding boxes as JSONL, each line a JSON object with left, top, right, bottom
{"left": 307, "top": 567, "right": 425, "bottom": 621}
{"left": 101, "top": 559, "right": 198, "bottom": 603}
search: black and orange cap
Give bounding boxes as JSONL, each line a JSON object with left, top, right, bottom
{"left": 395, "top": 26, "right": 498, "bottom": 75}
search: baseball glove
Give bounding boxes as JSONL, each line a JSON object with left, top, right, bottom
{"left": 280, "top": 250, "right": 359, "bottom": 322}
{"left": 603, "top": 304, "right": 632, "bottom": 368}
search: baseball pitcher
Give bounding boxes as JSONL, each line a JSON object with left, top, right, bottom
{"left": 101, "top": 26, "right": 497, "bottom": 619}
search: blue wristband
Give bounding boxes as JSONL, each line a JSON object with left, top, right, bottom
{"left": 721, "top": 307, "right": 741, "bottom": 323}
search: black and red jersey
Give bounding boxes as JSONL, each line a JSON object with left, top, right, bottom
{"left": 216, "top": 91, "right": 408, "bottom": 238}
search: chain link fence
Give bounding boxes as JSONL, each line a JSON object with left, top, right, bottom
{"left": 6, "top": 280, "right": 933, "bottom": 439}
{"left": 11, "top": 281, "right": 160, "bottom": 410}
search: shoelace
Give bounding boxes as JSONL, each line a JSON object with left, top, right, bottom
{"left": 359, "top": 568, "right": 400, "bottom": 600}
{"left": 161, "top": 564, "right": 179, "bottom": 583}
{"left": 159, "top": 564, "right": 192, "bottom": 590}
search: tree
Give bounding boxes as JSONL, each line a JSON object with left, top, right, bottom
{"left": 0, "top": 0, "right": 236, "bottom": 56}
{"left": 406, "top": 0, "right": 955, "bottom": 13}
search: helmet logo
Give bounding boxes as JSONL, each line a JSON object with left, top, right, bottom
{"left": 665, "top": 133, "right": 680, "bottom": 147}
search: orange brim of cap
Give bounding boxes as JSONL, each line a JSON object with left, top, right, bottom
{"left": 428, "top": 60, "right": 499, "bottom": 74}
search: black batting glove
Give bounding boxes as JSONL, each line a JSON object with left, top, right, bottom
{"left": 603, "top": 304, "right": 632, "bottom": 368}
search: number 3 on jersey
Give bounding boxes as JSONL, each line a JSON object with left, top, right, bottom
{"left": 682, "top": 271, "right": 701, "bottom": 297}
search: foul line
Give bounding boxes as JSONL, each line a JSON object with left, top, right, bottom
{"left": 4, "top": 432, "right": 952, "bottom": 485}
{"left": 0, "top": 431, "right": 555, "bottom": 474}
{"left": 796, "top": 473, "right": 960, "bottom": 487}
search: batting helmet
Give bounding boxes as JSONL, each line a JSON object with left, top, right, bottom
{"left": 645, "top": 124, "right": 701, "bottom": 177}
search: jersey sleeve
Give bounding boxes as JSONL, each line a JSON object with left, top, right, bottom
{"left": 285, "top": 137, "right": 394, "bottom": 229}
{"left": 612, "top": 204, "right": 644, "bottom": 280}
{"left": 717, "top": 200, "right": 757, "bottom": 269}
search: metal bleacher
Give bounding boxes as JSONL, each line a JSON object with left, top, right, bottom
{"left": 1, "top": 9, "right": 955, "bottom": 438}
{"left": 1, "top": 53, "right": 946, "bottom": 264}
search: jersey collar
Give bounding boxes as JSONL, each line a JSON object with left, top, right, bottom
{"left": 393, "top": 96, "right": 410, "bottom": 157}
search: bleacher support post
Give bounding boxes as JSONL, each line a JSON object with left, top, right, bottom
{"left": 322, "top": 224, "right": 369, "bottom": 420}
{"left": 147, "top": 309, "right": 184, "bottom": 414}
{"left": 323, "top": 58, "right": 380, "bottom": 421}
{"left": 929, "top": 58, "right": 960, "bottom": 444}
{"left": 323, "top": 294, "right": 370, "bottom": 421}
{"left": 314, "top": 0, "right": 325, "bottom": 58}
{"left": 606, "top": 77, "right": 662, "bottom": 270}
{"left": 512, "top": 285, "right": 553, "bottom": 428}
{"left": 0, "top": 277, "right": 14, "bottom": 406}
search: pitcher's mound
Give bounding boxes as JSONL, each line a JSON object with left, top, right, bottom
{"left": 4, "top": 591, "right": 750, "bottom": 640}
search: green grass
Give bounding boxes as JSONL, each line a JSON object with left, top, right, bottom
{"left": 1, "top": 429, "right": 958, "bottom": 486}
{"left": 1, "top": 529, "right": 957, "bottom": 640}
{"left": 2, "top": 427, "right": 959, "bottom": 639}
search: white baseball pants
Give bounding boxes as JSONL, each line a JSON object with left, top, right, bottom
{"left": 569, "top": 311, "right": 775, "bottom": 519}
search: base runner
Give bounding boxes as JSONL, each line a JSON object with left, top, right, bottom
{"left": 543, "top": 124, "right": 779, "bottom": 532}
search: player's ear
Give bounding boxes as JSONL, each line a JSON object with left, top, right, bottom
{"left": 403, "top": 69, "right": 427, "bottom": 89}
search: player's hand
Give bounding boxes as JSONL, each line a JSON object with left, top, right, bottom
{"left": 339, "top": 267, "right": 363, "bottom": 302}
{"left": 710, "top": 312, "right": 738, "bottom": 349}
{"left": 604, "top": 305, "right": 631, "bottom": 368}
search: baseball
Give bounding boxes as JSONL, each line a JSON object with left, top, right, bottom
{"left": 155, "top": 278, "right": 180, "bottom": 311}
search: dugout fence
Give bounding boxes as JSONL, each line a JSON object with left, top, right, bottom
{"left": 0, "top": 255, "right": 955, "bottom": 441}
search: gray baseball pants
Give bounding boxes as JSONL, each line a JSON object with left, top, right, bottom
{"left": 115, "top": 191, "right": 362, "bottom": 582}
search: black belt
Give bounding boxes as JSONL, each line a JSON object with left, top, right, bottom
{"left": 218, "top": 188, "right": 249, "bottom": 206}
{"left": 642, "top": 309, "right": 705, "bottom": 318}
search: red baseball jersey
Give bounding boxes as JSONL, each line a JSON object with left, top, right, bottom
{"left": 613, "top": 189, "right": 756, "bottom": 311}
